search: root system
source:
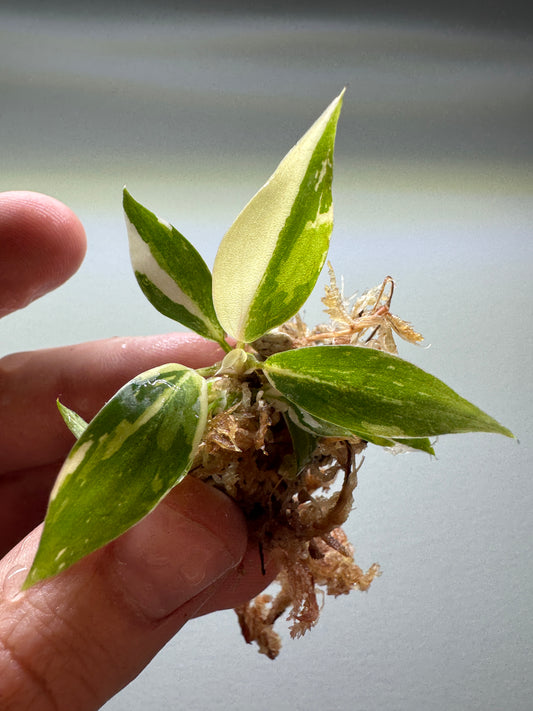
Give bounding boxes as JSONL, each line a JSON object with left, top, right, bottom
{"left": 188, "top": 271, "right": 420, "bottom": 658}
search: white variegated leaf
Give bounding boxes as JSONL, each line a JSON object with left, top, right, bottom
{"left": 264, "top": 346, "right": 514, "bottom": 442}
{"left": 24, "top": 364, "right": 207, "bottom": 588}
{"left": 212, "top": 90, "right": 345, "bottom": 344}
{"left": 124, "top": 189, "right": 227, "bottom": 348}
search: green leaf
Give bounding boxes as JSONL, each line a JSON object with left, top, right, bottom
{"left": 123, "top": 189, "right": 228, "bottom": 348}
{"left": 283, "top": 415, "right": 320, "bottom": 477}
{"left": 264, "top": 346, "right": 514, "bottom": 442}
{"left": 284, "top": 397, "right": 434, "bottom": 454}
{"left": 212, "top": 90, "right": 345, "bottom": 343}
{"left": 24, "top": 364, "right": 207, "bottom": 588}
{"left": 57, "top": 401, "right": 88, "bottom": 439}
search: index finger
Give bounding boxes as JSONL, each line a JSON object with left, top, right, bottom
{"left": 0, "top": 333, "right": 225, "bottom": 475}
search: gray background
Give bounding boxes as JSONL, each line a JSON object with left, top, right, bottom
{"left": 1, "top": 3, "right": 532, "bottom": 710}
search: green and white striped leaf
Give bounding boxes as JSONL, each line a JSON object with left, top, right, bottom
{"left": 57, "top": 401, "right": 88, "bottom": 439}
{"left": 124, "top": 189, "right": 227, "bottom": 348}
{"left": 264, "top": 345, "right": 514, "bottom": 442}
{"left": 24, "top": 364, "right": 207, "bottom": 588}
{"left": 212, "top": 90, "right": 345, "bottom": 344}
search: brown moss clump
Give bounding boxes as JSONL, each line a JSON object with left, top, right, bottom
{"left": 188, "top": 271, "right": 420, "bottom": 658}
{"left": 189, "top": 374, "right": 380, "bottom": 658}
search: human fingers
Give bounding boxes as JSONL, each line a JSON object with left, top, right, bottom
{"left": 0, "top": 463, "right": 60, "bottom": 559}
{"left": 0, "top": 477, "right": 272, "bottom": 711}
{"left": 0, "top": 333, "right": 225, "bottom": 475}
{"left": 194, "top": 542, "right": 278, "bottom": 617}
{"left": 0, "top": 191, "right": 86, "bottom": 318}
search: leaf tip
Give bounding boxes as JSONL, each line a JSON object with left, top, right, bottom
{"left": 496, "top": 424, "right": 516, "bottom": 440}
{"left": 122, "top": 186, "right": 135, "bottom": 213}
{"left": 20, "top": 564, "right": 45, "bottom": 591}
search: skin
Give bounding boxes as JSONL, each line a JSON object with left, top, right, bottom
{"left": 0, "top": 192, "right": 275, "bottom": 711}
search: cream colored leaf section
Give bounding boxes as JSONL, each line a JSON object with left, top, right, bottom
{"left": 212, "top": 90, "right": 345, "bottom": 341}
{"left": 126, "top": 215, "right": 207, "bottom": 322}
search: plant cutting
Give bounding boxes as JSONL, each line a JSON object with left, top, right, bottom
{"left": 23, "top": 90, "right": 513, "bottom": 658}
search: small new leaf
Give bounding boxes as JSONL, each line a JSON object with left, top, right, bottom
{"left": 284, "top": 415, "right": 320, "bottom": 477}
{"left": 264, "top": 346, "right": 514, "bottom": 442}
{"left": 24, "top": 364, "right": 207, "bottom": 588}
{"left": 124, "top": 189, "right": 228, "bottom": 348}
{"left": 57, "top": 401, "right": 88, "bottom": 439}
{"left": 212, "top": 90, "right": 345, "bottom": 343}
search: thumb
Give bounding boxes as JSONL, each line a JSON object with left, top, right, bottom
{"left": 0, "top": 478, "right": 250, "bottom": 711}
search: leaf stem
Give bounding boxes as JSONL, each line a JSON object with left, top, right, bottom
{"left": 219, "top": 338, "right": 233, "bottom": 353}
{"left": 196, "top": 364, "right": 222, "bottom": 378}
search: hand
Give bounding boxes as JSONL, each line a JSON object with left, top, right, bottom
{"left": 0, "top": 192, "right": 274, "bottom": 710}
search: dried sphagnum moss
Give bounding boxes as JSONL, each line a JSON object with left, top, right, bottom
{"left": 189, "top": 270, "right": 419, "bottom": 658}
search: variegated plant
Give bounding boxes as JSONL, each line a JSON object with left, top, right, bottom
{"left": 24, "top": 90, "right": 513, "bottom": 647}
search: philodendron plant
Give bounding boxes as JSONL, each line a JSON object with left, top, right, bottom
{"left": 24, "top": 90, "right": 513, "bottom": 658}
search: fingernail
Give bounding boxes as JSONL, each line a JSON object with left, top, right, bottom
{"left": 111, "top": 480, "right": 246, "bottom": 620}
